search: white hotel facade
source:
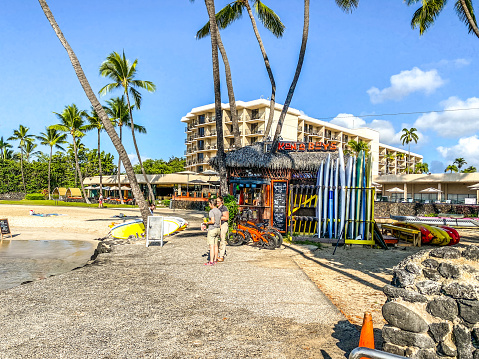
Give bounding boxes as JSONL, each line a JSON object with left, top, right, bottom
{"left": 181, "top": 99, "right": 422, "bottom": 176}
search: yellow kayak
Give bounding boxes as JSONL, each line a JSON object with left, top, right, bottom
{"left": 420, "top": 224, "right": 451, "bottom": 246}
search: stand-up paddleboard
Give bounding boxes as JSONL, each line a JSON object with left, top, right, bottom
{"left": 328, "top": 163, "right": 334, "bottom": 238}
{"left": 355, "top": 151, "right": 363, "bottom": 238}
{"left": 316, "top": 162, "right": 323, "bottom": 238}
{"left": 344, "top": 157, "right": 352, "bottom": 239}
{"left": 334, "top": 159, "right": 339, "bottom": 238}
{"left": 360, "top": 151, "right": 366, "bottom": 240}
{"left": 365, "top": 153, "right": 372, "bottom": 240}
{"left": 338, "top": 148, "right": 346, "bottom": 240}
{"left": 349, "top": 157, "right": 356, "bottom": 239}
{"left": 109, "top": 216, "right": 185, "bottom": 239}
{"left": 322, "top": 154, "right": 331, "bottom": 236}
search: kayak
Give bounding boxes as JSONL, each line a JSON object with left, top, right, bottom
{"left": 109, "top": 216, "right": 187, "bottom": 239}
{"left": 394, "top": 222, "right": 434, "bottom": 244}
{"left": 420, "top": 223, "right": 451, "bottom": 246}
{"left": 438, "top": 225, "right": 460, "bottom": 245}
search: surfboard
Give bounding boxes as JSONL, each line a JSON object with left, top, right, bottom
{"left": 316, "top": 161, "right": 323, "bottom": 238}
{"left": 365, "top": 153, "right": 372, "bottom": 240}
{"left": 349, "top": 157, "right": 356, "bottom": 240}
{"left": 355, "top": 151, "right": 363, "bottom": 238}
{"left": 328, "top": 162, "right": 334, "bottom": 238}
{"left": 334, "top": 158, "right": 339, "bottom": 238}
{"left": 344, "top": 156, "right": 352, "bottom": 239}
{"left": 109, "top": 216, "right": 185, "bottom": 239}
{"left": 322, "top": 154, "right": 331, "bottom": 236}
{"left": 360, "top": 151, "right": 366, "bottom": 240}
{"left": 338, "top": 147, "right": 346, "bottom": 240}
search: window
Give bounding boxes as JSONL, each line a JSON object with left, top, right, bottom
{"left": 198, "top": 114, "right": 205, "bottom": 124}
{"left": 198, "top": 140, "right": 204, "bottom": 151}
{"left": 197, "top": 166, "right": 203, "bottom": 173}
{"left": 447, "top": 194, "right": 477, "bottom": 204}
{"left": 198, "top": 127, "right": 205, "bottom": 137}
{"left": 198, "top": 153, "right": 204, "bottom": 161}
{"left": 252, "top": 109, "right": 259, "bottom": 119}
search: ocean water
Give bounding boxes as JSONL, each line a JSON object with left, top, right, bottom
{"left": 0, "top": 240, "right": 96, "bottom": 291}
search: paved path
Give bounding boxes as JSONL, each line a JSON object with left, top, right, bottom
{"left": 0, "top": 222, "right": 360, "bottom": 358}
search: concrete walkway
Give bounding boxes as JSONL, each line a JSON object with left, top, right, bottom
{"left": 0, "top": 222, "right": 360, "bottom": 358}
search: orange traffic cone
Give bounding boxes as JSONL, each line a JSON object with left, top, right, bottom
{"left": 359, "top": 312, "right": 375, "bottom": 355}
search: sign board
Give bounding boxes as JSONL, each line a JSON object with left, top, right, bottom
{"left": 271, "top": 180, "right": 288, "bottom": 232}
{"left": 0, "top": 218, "right": 11, "bottom": 239}
{"left": 465, "top": 198, "right": 477, "bottom": 205}
{"left": 277, "top": 141, "right": 338, "bottom": 153}
{"left": 146, "top": 216, "right": 164, "bottom": 247}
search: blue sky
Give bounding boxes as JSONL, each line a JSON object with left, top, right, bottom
{"left": 1, "top": 1, "right": 479, "bottom": 173}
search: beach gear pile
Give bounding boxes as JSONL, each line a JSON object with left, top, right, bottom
{"left": 108, "top": 217, "right": 188, "bottom": 240}
{"left": 393, "top": 222, "right": 460, "bottom": 246}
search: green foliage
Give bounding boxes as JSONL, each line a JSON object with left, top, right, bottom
{"left": 162, "top": 199, "right": 170, "bottom": 207}
{"left": 424, "top": 213, "right": 438, "bottom": 217}
{"left": 462, "top": 166, "right": 477, "bottom": 173}
{"left": 25, "top": 193, "right": 45, "bottom": 200}
{"left": 134, "top": 157, "right": 185, "bottom": 174}
{"left": 223, "top": 196, "right": 238, "bottom": 229}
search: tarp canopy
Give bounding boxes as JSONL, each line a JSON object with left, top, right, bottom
{"left": 52, "top": 187, "right": 67, "bottom": 196}
{"left": 66, "top": 188, "right": 82, "bottom": 197}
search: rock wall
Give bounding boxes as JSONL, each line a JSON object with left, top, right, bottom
{"left": 382, "top": 246, "right": 479, "bottom": 358}
{"left": 375, "top": 202, "right": 479, "bottom": 218}
{"left": 0, "top": 192, "right": 25, "bottom": 200}
{"left": 171, "top": 200, "right": 207, "bottom": 211}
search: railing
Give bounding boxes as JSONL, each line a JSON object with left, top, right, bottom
{"left": 206, "top": 144, "right": 217, "bottom": 150}
{"left": 349, "top": 347, "right": 406, "bottom": 359}
{"left": 297, "top": 126, "right": 303, "bottom": 132}
{"left": 206, "top": 130, "right": 216, "bottom": 136}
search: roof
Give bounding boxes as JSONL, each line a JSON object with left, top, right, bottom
{"left": 210, "top": 143, "right": 344, "bottom": 171}
{"left": 66, "top": 188, "right": 82, "bottom": 197}
{"left": 373, "top": 173, "right": 479, "bottom": 184}
{"left": 83, "top": 173, "right": 219, "bottom": 186}
{"left": 52, "top": 187, "right": 67, "bottom": 196}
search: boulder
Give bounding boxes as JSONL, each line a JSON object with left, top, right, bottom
{"left": 453, "top": 324, "right": 474, "bottom": 359}
{"left": 442, "top": 282, "right": 479, "bottom": 300}
{"left": 458, "top": 299, "right": 479, "bottom": 324}
{"left": 438, "top": 262, "right": 461, "bottom": 279}
{"left": 393, "top": 268, "right": 416, "bottom": 288}
{"left": 382, "top": 342, "right": 406, "bottom": 357}
{"left": 406, "top": 262, "right": 422, "bottom": 275}
{"left": 438, "top": 340, "right": 457, "bottom": 357}
{"left": 382, "top": 302, "right": 428, "bottom": 333}
{"left": 423, "top": 268, "right": 441, "bottom": 281}
{"left": 462, "top": 246, "right": 479, "bottom": 261}
{"left": 426, "top": 297, "right": 458, "bottom": 321}
{"left": 382, "top": 325, "right": 435, "bottom": 349}
{"left": 383, "top": 285, "right": 427, "bottom": 303}
{"left": 430, "top": 247, "right": 461, "bottom": 259}
{"left": 429, "top": 322, "right": 450, "bottom": 342}
{"left": 422, "top": 258, "right": 439, "bottom": 269}
{"left": 416, "top": 280, "right": 441, "bottom": 296}
{"left": 410, "top": 349, "right": 438, "bottom": 359}
{"left": 474, "top": 349, "right": 479, "bottom": 359}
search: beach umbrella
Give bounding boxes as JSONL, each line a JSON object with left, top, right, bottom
{"left": 385, "top": 187, "right": 404, "bottom": 193}
{"left": 468, "top": 183, "right": 479, "bottom": 189}
{"left": 419, "top": 187, "right": 443, "bottom": 193}
{"left": 189, "top": 179, "right": 208, "bottom": 185}
{"left": 177, "top": 170, "right": 196, "bottom": 194}
{"left": 201, "top": 169, "right": 218, "bottom": 193}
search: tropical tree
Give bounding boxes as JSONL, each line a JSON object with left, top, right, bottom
{"left": 445, "top": 164, "right": 459, "bottom": 173}
{"left": 400, "top": 127, "right": 419, "bottom": 166}
{"left": 405, "top": 0, "right": 479, "bottom": 39}
{"left": 0, "top": 137, "right": 13, "bottom": 161}
{"left": 51, "top": 104, "right": 93, "bottom": 203}
{"left": 8, "top": 125, "right": 35, "bottom": 194}
{"left": 23, "top": 141, "right": 41, "bottom": 162}
{"left": 197, "top": 0, "right": 285, "bottom": 142}
{"left": 454, "top": 157, "right": 467, "bottom": 170}
{"left": 384, "top": 152, "right": 396, "bottom": 174}
{"left": 99, "top": 51, "right": 156, "bottom": 202}
{"left": 415, "top": 162, "right": 429, "bottom": 174}
{"left": 106, "top": 96, "right": 146, "bottom": 204}
{"left": 345, "top": 139, "right": 370, "bottom": 156}
{"left": 36, "top": 127, "right": 68, "bottom": 199}
{"left": 462, "top": 165, "right": 477, "bottom": 173}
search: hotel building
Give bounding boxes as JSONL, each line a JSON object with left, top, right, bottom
{"left": 181, "top": 99, "right": 422, "bottom": 176}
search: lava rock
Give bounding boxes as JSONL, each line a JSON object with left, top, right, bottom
{"left": 453, "top": 324, "right": 474, "bottom": 359}
{"left": 393, "top": 268, "right": 416, "bottom": 288}
{"left": 423, "top": 268, "right": 441, "bottom": 281}
{"left": 443, "top": 282, "right": 479, "bottom": 300}
{"left": 429, "top": 322, "right": 450, "bottom": 342}
{"left": 382, "top": 302, "right": 428, "bottom": 333}
{"left": 426, "top": 297, "right": 458, "bottom": 321}
{"left": 382, "top": 342, "right": 405, "bottom": 356}
{"left": 474, "top": 349, "right": 479, "bottom": 359}
{"left": 438, "top": 340, "right": 457, "bottom": 357}
{"left": 472, "top": 328, "right": 479, "bottom": 342}
{"left": 430, "top": 247, "right": 461, "bottom": 259}
{"left": 438, "top": 262, "right": 462, "bottom": 279}
{"left": 406, "top": 263, "right": 422, "bottom": 275}
{"left": 422, "top": 258, "right": 439, "bottom": 269}
{"left": 463, "top": 246, "right": 479, "bottom": 261}
{"left": 382, "top": 325, "right": 435, "bottom": 349}
{"left": 416, "top": 280, "right": 441, "bottom": 296}
{"left": 410, "top": 349, "right": 438, "bottom": 359}
{"left": 458, "top": 299, "right": 479, "bottom": 324}
{"left": 383, "top": 285, "right": 428, "bottom": 303}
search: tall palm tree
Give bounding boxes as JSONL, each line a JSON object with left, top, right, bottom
{"left": 406, "top": 0, "right": 479, "bottom": 39}
{"left": 23, "top": 141, "right": 41, "bottom": 162}
{"left": 415, "top": 162, "right": 429, "bottom": 174}
{"left": 197, "top": 0, "right": 285, "bottom": 142}
{"left": 51, "top": 104, "right": 93, "bottom": 203}
{"left": 400, "top": 127, "right": 419, "bottom": 167}
{"left": 454, "top": 157, "right": 467, "bottom": 170}
{"left": 99, "top": 51, "right": 156, "bottom": 202}
{"left": 106, "top": 96, "right": 146, "bottom": 204}
{"left": 445, "top": 164, "right": 459, "bottom": 173}
{"left": 346, "top": 139, "right": 370, "bottom": 156}
{"left": 38, "top": 0, "right": 150, "bottom": 224}
{"left": 8, "top": 125, "right": 35, "bottom": 194}
{"left": 36, "top": 127, "right": 67, "bottom": 199}
{"left": 462, "top": 165, "right": 477, "bottom": 173}
{"left": 0, "top": 137, "right": 13, "bottom": 161}
{"left": 384, "top": 152, "right": 396, "bottom": 174}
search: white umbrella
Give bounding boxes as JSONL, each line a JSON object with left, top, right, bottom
{"left": 468, "top": 183, "right": 479, "bottom": 189}
{"left": 189, "top": 179, "right": 208, "bottom": 185}
{"left": 386, "top": 187, "right": 405, "bottom": 193}
{"left": 177, "top": 170, "right": 197, "bottom": 194}
{"left": 201, "top": 170, "right": 218, "bottom": 192}
{"left": 419, "top": 187, "right": 443, "bottom": 193}
{"left": 372, "top": 182, "right": 382, "bottom": 188}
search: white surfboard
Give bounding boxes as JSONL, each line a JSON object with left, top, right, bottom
{"left": 322, "top": 154, "right": 331, "bottom": 236}
{"left": 338, "top": 147, "right": 346, "bottom": 240}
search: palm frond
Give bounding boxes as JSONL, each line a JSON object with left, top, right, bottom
{"left": 254, "top": 1, "right": 285, "bottom": 37}
{"left": 131, "top": 79, "right": 156, "bottom": 92}
{"left": 334, "top": 0, "right": 359, "bottom": 14}
{"left": 130, "top": 87, "right": 143, "bottom": 109}
{"left": 197, "top": 2, "right": 244, "bottom": 39}
{"left": 410, "top": 0, "right": 447, "bottom": 35}
{"left": 454, "top": 0, "right": 478, "bottom": 34}
{"left": 99, "top": 82, "right": 121, "bottom": 97}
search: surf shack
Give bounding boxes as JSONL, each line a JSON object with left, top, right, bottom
{"left": 211, "top": 141, "right": 378, "bottom": 246}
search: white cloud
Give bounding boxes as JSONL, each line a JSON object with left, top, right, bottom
{"left": 414, "top": 96, "right": 479, "bottom": 137}
{"left": 431, "top": 58, "right": 471, "bottom": 68}
{"left": 367, "top": 67, "right": 444, "bottom": 104}
{"left": 437, "top": 135, "right": 479, "bottom": 168}
{"left": 330, "top": 114, "right": 366, "bottom": 129}
{"left": 128, "top": 153, "right": 150, "bottom": 166}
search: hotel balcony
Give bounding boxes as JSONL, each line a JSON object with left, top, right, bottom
{"left": 245, "top": 113, "right": 266, "bottom": 122}
{"left": 204, "top": 130, "right": 217, "bottom": 138}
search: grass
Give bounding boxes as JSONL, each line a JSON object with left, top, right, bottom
{"left": 0, "top": 199, "right": 137, "bottom": 209}
{"left": 282, "top": 234, "right": 323, "bottom": 249}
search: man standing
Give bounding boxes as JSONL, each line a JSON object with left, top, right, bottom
{"left": 204, "top": 198, "right": 221, "bottom": 265}
{"left": 216, "top": 196, "right": 229, "bottom": 262}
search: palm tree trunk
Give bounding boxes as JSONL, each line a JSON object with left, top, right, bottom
{"left": 216, "top": 29, "right": 241, "bottom": 148}
{"left": 271, "top": 0, "right": 310, "bottom": 153}
{"left": 118, "top": 125, "right": 124, "bottom": 205}
{"left": 459, "top": 0, "right": 479, "bottom": 39}
{"left": 243, "top": 1, "right": 276, "bottom": 141}
{"left": 48, "top": 146, "right": 52, "bottom": 200}
{"left": 72, "top": 135, "right": 91, "bottom": 204}
{"left": 124, "top": 92, "right": 155, "bottom": 203}
{"left": 20, "top": 150, "right": 26, "bottom": 194}
{"left": 38, "top": 0, "right": 150, "bottom": 224}
{"left": 97, "top": 128, "right": 103, "bottom": 196}
{"left": 205, "top": 0, "right": 228, "bottom": 195}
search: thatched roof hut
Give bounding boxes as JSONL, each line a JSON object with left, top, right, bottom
{"left": 210, "top": 143, "right": 342, "bottom": 172}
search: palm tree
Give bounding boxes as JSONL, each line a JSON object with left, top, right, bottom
{"left": 197, "top": 0, "right": 285, "bottom": 142}
{"left": 8, "top": 125, "right": 35, "bottom": 194}
{"left": 36, "top": 127, "right": 67, "bottom": 199}
{"left": 462, "top": 165, "right": 477, "bottom": 173}
{"left": 445, "top": 164, "right": 459, "bottom": 173}
{"left": 400, "top": 127, "right": 419, "bottom": 167}
{"left": 51, "top": 104, "right": 93, "bottom": 203}
{"left": 345, "top": 139, "right": 370, "bottom": 156}
{"left": 24, "top": 141, "right": 41, "bottom": 162}
{"left": 99, "top": 51, "right": 156, "bottom": 202}
{"left": 415, "top": 162, "right": 429, "bottom": 174}
{"left": 384, "top": 152, "right": 396, "bottom": 174}
{"left": 454, "top": 157, "right": 467, "bottom": 170}
{"left": 0, "top": 137, "right": 13, "bottom": 161}
{"left": 406, "top": 0, "right": 479, "bottom": 39}
{"left": 106, "top": 96, "right": 146, "bottom": 204}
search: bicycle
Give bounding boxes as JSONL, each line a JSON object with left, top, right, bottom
{"left": 227, "top": 212, "right": 277, "bottom": 249}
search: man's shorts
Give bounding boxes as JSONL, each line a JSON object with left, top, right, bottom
{"left": 207, "top": 227, "right": 220, "bottom": 245}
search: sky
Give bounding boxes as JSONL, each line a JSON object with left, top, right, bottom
{"left": 1, "top": 0, "right": 479, "bottom": 173}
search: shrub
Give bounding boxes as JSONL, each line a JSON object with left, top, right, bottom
{"left": 162, "top": 199, "right": 170, "bottom": 207}
{"left": 25, "top": 193, "right": 45, "bottom": 200}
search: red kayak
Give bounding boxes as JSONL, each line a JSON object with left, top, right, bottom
{"left": 394, "top": 222, "right": 434, "bottom": 244}
{"left": 438, "top": 225, "right": 460, "bottom": 245}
